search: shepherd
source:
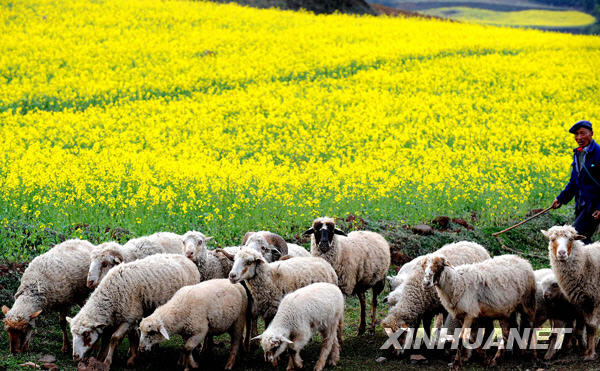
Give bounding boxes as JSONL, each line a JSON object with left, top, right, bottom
{"left": 552, "top": 120, "right": 600, "bottom": 244}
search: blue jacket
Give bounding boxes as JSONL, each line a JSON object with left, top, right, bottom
{"left": 557, "top": 139, "right": 600, "bottom": 212}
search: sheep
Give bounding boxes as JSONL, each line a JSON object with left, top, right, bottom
{"left": 422, "top": 254, "right": 537, "bottom": 367}
{"left": 543, "top": 225, "right": 600, "bottom": 360}
{"left": 2, "top": 239, "right": 95, "bottom": 354}
{"left": 139, "top": 279, "right": 247, "bottom": 371}
{"left": 68, "top": 254, "right": 200, "bottom": 368}
{"left": 255, "top": 282, "right": 344, "bottom": 371}
{"left": 228, "top": 247, "right": 337, "bottom": 326}
{"left": 182, "top": 231, "right": 238, "bottom": 281}
{"left": 242, "top": 231, "right": 310, "bottom": 262}
{"left": 303, "top": 217, "right": 390, "bottom": 335}
{"left": 386, "top": 258, "right": 418, "bottom": 294}
{"left": 86, "top": 232, "right": 184, "bottom": 289}
{"left": 534, "top": 268, "right": 585, "bottom": 360}
{"left": 381, "top": 241, "right": 491, "bottom": 346}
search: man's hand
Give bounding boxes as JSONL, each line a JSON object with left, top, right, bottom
{"left": 551, "top": 199, "right": 562, "bottom": 209}
{"left": 593, "top": 210, "right": 600, "bottom": 219}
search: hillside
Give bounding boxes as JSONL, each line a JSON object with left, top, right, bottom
{"left": 206, "top": 0, "right": 376, "bottom": 14}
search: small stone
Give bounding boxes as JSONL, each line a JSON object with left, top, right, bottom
{"left": 536, "top": 369, "right": 545, "bottom": 371}
{"left": 41, "top": 363, "right": 59, "bottom": 371}
{"left": 412, "top": 224, "right": 433, "bottom": 235}
{"left": 410, "top": 354, "right": 427, "bottom": 363}
{"left": 18, "top": 362, "right": 38, "bottom": 369}
{"left": 375, "top": 356, "right": 387, "bottom": 363}
{"left": 38, "top": 355, "right": 56, "bottom": 364}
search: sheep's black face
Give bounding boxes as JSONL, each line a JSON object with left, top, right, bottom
{"left": 315, "top": 222, "right": 335, "bottom": 252}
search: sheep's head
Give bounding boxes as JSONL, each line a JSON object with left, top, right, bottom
{"left": 380, "top": 312, "right": 417, "bottom": 351}
{"left": 242, "top": 231, "right": 288, "bottom": 262}
{"left": 383, "top": 287, "right": 403, "bottom": 307}
{"left": 254, "top": 333, "right": 293, "bottom": 366}
{"left": 541, "top": 276, "right": 563, "bottom": 302}
{"left": 302, "top": 217, "right": 347, "bottom": 253}
{"left": 67, "top": 316, "right": 102, "bottom": 362}
{"left": 542, "top": 226, "right": 585, "bottom": 262}
{"left": 2, "top": 305, "right": 41, "bottom": 354}
{"left": 139, "top": 316, "right": 169, "bottom": 352}
{"left": 88, "top": 243, "right": 123, "bottom": 289}
{"left": 422, "top": 255, "right": 449, "bottom": 288}
{"left": 229, "top": 247, "right": 265, "bottom": 284}
{"left": 182, "top": 231, "right": 214, "bottom": 261}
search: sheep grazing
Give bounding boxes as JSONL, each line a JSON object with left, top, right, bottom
{"left": 182, "top": 231, "right": 235, "bottom": 281}
{"left": 381, "top": 241, "right": 491, "bottom": 344}
{"left": 228, "top": 247, "right": 337, "bottom": 325}
{"left": 139, "top": 279, "right": 248, "bottom": 371}
{"left": 68, "top": 254, "right": 200, "bottom": 368}
{"left": 534, "top": 268, "right": 585, "bottom": 360}
{"left": 2, "top": 239, "right": 95, "bottom": 354}
{"left": 242, "top": 231, "right": 310, "bottom": 262}
{"left": 256, "top": 282, "right": 344, "bottom": 371}
{"left": 423, "top": 254, "right": 537, "bottom": 367}
{"left": 543, "top": 225, "right": 600, "bottom": 360}
{"left": 303, "top": 217, "right": 390, "bottom": 335}
{"left": 86, "top": 232, "right": 184, "bottom": 289}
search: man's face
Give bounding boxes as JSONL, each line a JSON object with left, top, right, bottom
{"left": 574, "top": 127, "right": 593, "bottom": 148}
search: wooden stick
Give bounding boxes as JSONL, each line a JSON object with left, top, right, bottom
{"left": 492, "top": 206, "right": 553, "bottom": 237}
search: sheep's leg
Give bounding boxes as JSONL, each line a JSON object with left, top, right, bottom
{"left": 369, "top": 280, "right": 385, "bottom": 335}
{"left": 103, "top": 322, "right": 130, "bottom": 367}
{"left": 584, "top": 324, "right": 597, "bottom": 360}
{"left": 574, "top": 317, "right": 587, "bottom": 352}
{"left": 184, "top": 331, "right": 207, "bottom": 371}
{"left": 225, "top": 316, "right": 245, "bottom": 370}
{"left": 59, "top": 309, "right": 70, "bottom": 353}
{"left": 315, "top": 329, "right": 336, "bottom": 371}
{"left": 544, "top": 320, "right": 560, "bottom": 361}
{"left": 358, "top": 292, "right": 367, "bottom": 335}
{"left": 97, "top": 330, "right": 112, "bottom": 361}
{"left": 489, "top": 319, "right": 510, "bottom": 367}
{"left": 126, "top": 329, "right": 140, "bottom": 368}
{"left": 422, "top": 312, "right": 434, "bottom": 339}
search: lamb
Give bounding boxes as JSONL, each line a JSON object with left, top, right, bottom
{"left": 534, "top": 268, "right": 585, "bottom": 360}
{"left": 381, "top": 241, "right": 491, "bottom": 342}
{"left": 242, "top": 231, "right": 310, "bottom": 262}
{"left": 228, "top": 247, "right": 337, "bottom": 325}
{"left": 68, "top": 254, "right": 200, "bottom": 368}
{"left": 303, "top": 217, "right": 390, "bottom": 335}
{"left": 2, "top": 239, "right": 95, "bottom": 354}
{"left": 86, "top": 232, "right": 184, "bottom": 289}
{"left": 543, "top": 225, "right": 600, "bottom": 360}
{"left": 255, "top": 282, "right": 344, "bottom": 371}
{"left": 182, "top": 231, "right": 237, "bottom": 281}
{"left": 139, "top": 279, "right": 248, "bottom": 371}
{"left": 423, "top": 254, "right": 537, "bottom": 366}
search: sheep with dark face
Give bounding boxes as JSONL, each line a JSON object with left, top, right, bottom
{"left": 242, "top": 231, "right": 310, "bottom": 262}
{"left": 544, "top": 225, "right": 600, "bottom": 360}
{"left": 303, "top": 217, "right": 390, "bottom": 335}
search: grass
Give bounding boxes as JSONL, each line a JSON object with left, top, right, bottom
{"left": 421, "top": 7, "right": 596, "bottom": 27}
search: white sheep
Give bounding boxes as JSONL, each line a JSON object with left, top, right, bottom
{"left": 86, "top": 231, "right": 184, "bottom": 288}
{"left": 534, "top": 268, "right": 585, "bottom": 360}
{"left": 242, "top": 231, "right": 310, "bottom": 262}
{"left": 381, "top": 241, "right": 491, "bottom": 344}
{"left": 386, "top": 258, "right": 418, "bottom": 294}
{"left": 255, "top": 282, "right": 344, "bottom": 371}
{"left": 543, "top": 225, "right": 600, "bottom": 360}
{"left": 68, "top": 253, "right": 200, "bottom": 368}
{"left": 228, "top": 247, "right": 337, "bottom": 325}
{"left": 303, "top": 217, "right": 390, "bottom": 335}
{"left": 2, "top": 239, "right": 94, "bottom": 354}
{"left": 181, "top": 231, "right": 237, "bottom": 281}
{"left": 139, "top": 279, "right": 248, "bottom": 371}
{"left": 423, "top": 254, "right": 537, "bottom": 367}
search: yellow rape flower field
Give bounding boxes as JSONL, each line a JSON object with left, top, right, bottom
{"left": 1, "top": 0, "right": 599, "bottom": 257}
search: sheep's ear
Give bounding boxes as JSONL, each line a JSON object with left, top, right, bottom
{"left": 159, "top": 324, "right": 170, "bottom": 340}
{"left": 333, "top": 228, "right": 347, "bottom": 236}
{"left": 574, "top": 234, "right": 586, "bottom": 240}
{"left": 30, "top": 310, "right": 42, "bottom": 319}
{"left": 205, "top": 236, "right": 214, "bottom": 242}
{"left": 251, "top": 335, "right": 262, "bottom": 341}
{"left": 302, "top": 228, "right": 314, "bottom": 236}
{"left": 541, "top": 230, "right": 549, "bottom": 238}
{"left": 66, "top": 316, "right": 72, "bottom": 325}
{"left": 2, "top": 305, "right": 10, "bottom": 315}
{"left": 242, "top": 232, "right": 254, "bottom": 246}
{"left": 270, "top": 247, "right": 282, "bottom": 261}
{"left": 113, "top": 254, "right": 123, "bottom": 264}
{"left": 281, "top": 336, "right": 293, "bottom": 344}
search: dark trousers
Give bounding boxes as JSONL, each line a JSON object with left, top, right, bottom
{"left": 574, "top": 206, "right": 600, "bottom": 244}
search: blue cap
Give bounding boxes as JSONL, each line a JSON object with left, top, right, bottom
{"left": 569, "top": 120, "right": 593, "bottom": 134}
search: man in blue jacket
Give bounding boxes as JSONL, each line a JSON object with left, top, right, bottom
{"left": 552, "top": 120, "right": 600, "bottom": 244}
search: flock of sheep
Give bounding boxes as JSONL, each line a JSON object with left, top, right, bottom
{"left": 1, "top": 218, "right": 599, "bottom": 370}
